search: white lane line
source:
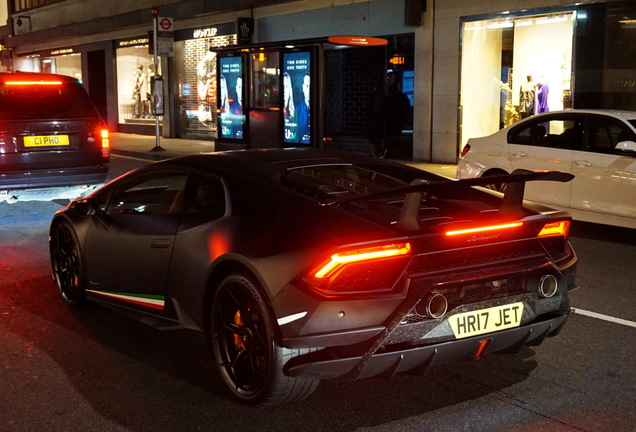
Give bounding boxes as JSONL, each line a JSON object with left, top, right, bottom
{"left": 574, "top": 308, "right": 636, "bottom": 328}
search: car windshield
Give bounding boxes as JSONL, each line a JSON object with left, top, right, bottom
{"left": 628, "top": 120, "right": 636, "bottom": 131}
{"left": 282, "top": 164, "right": 409, "bottom": 202}
{"left": 0, "top": 81, "right": 99, "bottom": 120}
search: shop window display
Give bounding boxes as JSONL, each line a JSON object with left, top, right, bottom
{"left": 42, "top": 54, "right": 82, "bottom": 80}
{"left": 460, "top": 12, "right": 574, "bottom": 148}
{"left": 174, "top": 34, "right": 237, "bottom": 140}
{"left": 116, "top": 45, "right": 157, "bottom": 124}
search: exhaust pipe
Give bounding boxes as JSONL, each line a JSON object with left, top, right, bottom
{"left": 538, "top": 274, "right": 558, "bottom": 298}
{"left": 416, "top": 293, "right": 448, "bottom": 318}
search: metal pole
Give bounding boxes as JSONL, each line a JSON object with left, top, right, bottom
{"left": 151, "top": 15, "right": 164, "bottom": 152}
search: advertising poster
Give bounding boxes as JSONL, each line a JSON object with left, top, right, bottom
{"left": 219, "top": 56, "right": 244, "bottom": 139}
{"left": 282, "top": 51, "right": 311, "bottom": 145}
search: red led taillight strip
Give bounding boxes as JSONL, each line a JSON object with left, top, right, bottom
{"left": 4, "top": 80, "right": 63, "bottom": 85}
{"left": 445, "top": 222, "right": 523, "bottom": 237}
{"left": 538, "top": 220, "right": 570, "bottom": 237}
{"left": 314, "top": 243, "right": 411, "bottom": 279}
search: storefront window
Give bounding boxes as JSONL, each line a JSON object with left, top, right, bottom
{"left": 460, "top": 11, "right": 574, "bottom": 148}
{"left": 115, "top": 44, "right": 157, "bottom": 124}
{"left": 174, "top": 34, "right": 237, "bottom": 139}
{"left": 42, "top": 53, "right": 82, "bottom": 80}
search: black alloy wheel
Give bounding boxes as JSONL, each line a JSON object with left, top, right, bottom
{"left": 210, "top": 274, "right": 319, "bottom": 406}
{"left": 51, "top": 222, "right": 86, "bottom": 306}
{"left": 483, "top": 170, "right": 509, "bottom": 193}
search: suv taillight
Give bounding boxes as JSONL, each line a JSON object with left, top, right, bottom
{"left": 100, "top": 129, "right": 110, "bottom": 158}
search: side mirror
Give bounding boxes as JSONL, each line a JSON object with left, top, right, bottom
{"left": 70, "top": 198, "right": 111, "bottom": 229}
{"left": 615, "top": 140, "right": 636, "bottom": 154}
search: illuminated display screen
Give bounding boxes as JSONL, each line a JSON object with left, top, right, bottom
{"left": 219, "top": 56, "right": 244, "bottom": 140}
{"left": 282, "top": 51, "right": 311, "bottom": 145}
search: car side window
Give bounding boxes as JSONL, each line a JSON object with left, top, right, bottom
{"left": 106, "top": 172, "right": 189, "bottom": 215}
{"left": 182, "top": 175, "right": 225, "bottom": 218}
{"left": 508, "top": 122, "right": 535, "bottom": 145}
{"left": 533, "top": 118, "right": 583, "bottom": 150}
{"left": 585, "top": 116, "right": 635, "bottom": 154}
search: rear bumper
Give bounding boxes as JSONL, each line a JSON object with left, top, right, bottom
{"left": 283, "top": 311, "right": 569, "bottom": 380}
{"left": 0, "top": 166, "right": 108, "bottom": 191}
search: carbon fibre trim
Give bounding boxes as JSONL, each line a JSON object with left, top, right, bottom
{"left": 283, "top": 312, "right": 569, "bottom": 380}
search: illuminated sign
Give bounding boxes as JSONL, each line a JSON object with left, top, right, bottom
{"left": 218, "top": 56, "right": 245, "bottom": 140}
{"left": 117, "top": 38, "right": 150, "bottom": 48}
{"left": 50, "top": 48, "right": 74, "bottom": 56}
{"left": 193, "top": 27, "right": 219, "bottom": 38}
{"left": 283, "top": 51, "right": 312, "bottom": 145}
{"left": 327, "top": 36, "right": 388, "bottom": 46}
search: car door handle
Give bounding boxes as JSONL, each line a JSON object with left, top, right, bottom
{"left": 151, "top": 239, "right": 171, "bottom": 248}
{"left": 511, "top": 151, "right": 527, "bottom": 157}
{"left": 574, "top": 160, "right": 592, "bottom": 167}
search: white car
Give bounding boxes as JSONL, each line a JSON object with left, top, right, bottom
{"left": 457, "top": 109, "right": 636, "bottom": 229}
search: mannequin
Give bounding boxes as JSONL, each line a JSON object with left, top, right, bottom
{"left": 535, "top": 78, "right": 549, "bottom": 114}
{"left": 519, "top": 75, "right": 535, "bottom": 119}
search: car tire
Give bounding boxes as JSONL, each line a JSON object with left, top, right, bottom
{"left": 50, "top": 221, "right": 87, "bottom": 306}
{"left": 210, "top": 273, "right": 320, "bottom": 406}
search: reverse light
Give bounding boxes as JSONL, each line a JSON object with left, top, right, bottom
{"left": 313, "top": 242, "right": 411, "bottom": 279}
{"left": 445, "top": 222, "right": 523, "bottom": 237}
{"left": 538, "top": 220, "right": 570, "bottom": 237}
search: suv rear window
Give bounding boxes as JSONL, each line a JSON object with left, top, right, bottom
{"left": 0, "top": 80, "right": 99, "bottom": 120}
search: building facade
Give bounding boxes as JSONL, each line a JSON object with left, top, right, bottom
{"left": 1, "top": 0, "right": 635, "bottom": 162}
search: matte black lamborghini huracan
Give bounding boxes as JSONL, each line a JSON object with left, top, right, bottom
{"left": 49, "top": 148, "right": 577, "bottom": 406}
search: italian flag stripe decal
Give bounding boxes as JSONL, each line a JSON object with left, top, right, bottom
{"left": 86, "top": 290, "right": 165, "bottom": 310}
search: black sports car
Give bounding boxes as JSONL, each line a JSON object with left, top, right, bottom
{"left": 49, "top": 148, "right": 577, "bottom": 406}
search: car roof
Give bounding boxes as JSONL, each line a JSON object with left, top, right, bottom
{"left": 0, "top": 71, "right": 81, "bottom": 85}
{"left": 530, "top": 109, "right": 636, "bottom": 122}
{"left": 162, "top": 148, "right": 398, "bottom": 173}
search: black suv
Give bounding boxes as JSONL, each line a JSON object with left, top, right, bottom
{"left": 0, "top": 71, "right": 109, "bottom": 202}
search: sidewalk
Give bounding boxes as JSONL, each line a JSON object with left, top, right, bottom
{"left": 108, "top": 133, "right": 457, "bottom": 178}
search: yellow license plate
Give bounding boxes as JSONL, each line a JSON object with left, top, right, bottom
{"left": 449, "top": 302, "right": 524, "bottom": 339}
{"left": 24, "top": 135, "right": 70, "bottom": 147}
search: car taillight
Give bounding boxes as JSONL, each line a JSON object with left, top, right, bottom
{"left": 307, "top": 242, "right": 412, "bottom": 296}
{"left": 100, "top": 129, "right": 110, "bottom": 158}
{"left": 538, "top": 220, "right": 570, "bottom": 238}
{"left": 460, "top": 144, "right": 471, "bottom": 158}
{"left": 445, "top": 222, "right": 523, "bottom": 237}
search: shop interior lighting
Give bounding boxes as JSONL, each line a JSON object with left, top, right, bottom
{"left": 536, "top": 15, "right": 569, "bottom": 25}
{"left": 486, "top": 20, "right": 513, "bottom": 29}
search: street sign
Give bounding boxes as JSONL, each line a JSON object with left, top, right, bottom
{"left": 150, "top": 7, "right": 159, "bottom": 17}
{"left": 158, "top": 17, "right": 173, "bottom": 33}
{"left": 156, "top": 35, "right": 174, "bottom": 57}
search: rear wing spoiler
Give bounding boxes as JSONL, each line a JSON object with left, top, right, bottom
{"left": 334, "top": 169, "right": 574, "bottom": 231}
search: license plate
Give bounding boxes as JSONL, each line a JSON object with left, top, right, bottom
{"left": 449, "top": 302, "right": 524, "bottom": 339}
{"left": 24, "top": 135, "right": 70, "bottom": 147}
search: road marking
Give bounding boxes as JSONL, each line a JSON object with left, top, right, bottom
{"left": 574, "top": 308, "right": 636, "bottom": 328}
{"left": 111, "top": 154, "right": 153, "bottom": 162}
